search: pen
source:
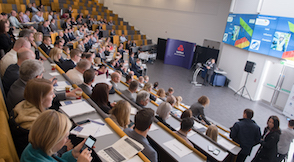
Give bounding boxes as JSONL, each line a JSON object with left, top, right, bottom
{"left": 89, "top": 119, "right": 105, "bottom": 126}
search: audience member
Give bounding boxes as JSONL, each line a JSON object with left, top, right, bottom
{"left": 75, "top": 27, "right": 84, "bottom": 38}
{"left": 174, "top": 118, "right": 194, "bottom": 147}
{"left": 252, "top": 116, "right": 281, "bottom": 162}
{"left": 175, "top": 96, "right": 183, "bottom": 107}
{"left": 0, "top": 38, "right": 31, "bottom": 76}
{"left": 62, "top": 28, "right": 70, "bottom": 44}
{"left": 206, "top": 125, "right": 218, "bottom": 142}
{"left": 120, "top": 34, "right": 127, "bottom": 43}
{"left": 31, "top": 11, "right": 43, "bottom": 22}
{"left": 56, "top": 31, "right": 64, "bottom": 41}
{"left": 109, "top": 72, "right": 121, "bottom": 94}
{"left": 156, "top": 88, "right": 166, "bottom": 100}
{"left": 276, "top": 119, "right": 294, "bottom": 162}
{"left": 121, "top": 80, "right": 139, "bottom": 102}
{"left": 78, "top": 69, "right": 95, "bottom": 96}
{"left": 124, "top": 108, "right": 158, "bottom": 162}
{"left": 31, "top": 3, "right": 38, "bottom": 12}
{"left": 18, "top": 12, "right": 24, "bottom": 23}
{"left": 68, "top": 27, "right": 76, "bottom": 40}
{"left": 230, "top": 109, "right": 261, "bottom": 162}
{"left": 189, "top": 96, "right": 211, "bottom": 125}
{"left": 91, "top": 83, "right": 115, "bottom": 114}
{"left": 136, "top": 91, "right": 150, "bottom": 108}
{"left": 125, "top": 74, "right": 133, "bottom": 84}
{"left": 77, "top": 39, "right": 85, "bottom": 52}
{"left": 0, "top": 19, "right": 14, "bottom": 53}
{"left": 34, "top": 32, "right": 43, "bottom": 46}
{"left": 39, "top": 36, "right": 52, "bottom": 55}
{"left": 26, "top": 3, "right": 33, "bottom": 13}
{"left": 166, "top": 87, "right": 174, "bottom": 96}
{"left": 49, "top": 19, "right": 58, "bottom": 32}
{"left": 49, "top": 47, "right": 63, "bottom": 67}
{"left": 9, "top": 10, "right": 23, "bottom": 29}
{"left": 142, "top": 83, "right": 156, "bottom": 101}
{"left": 62, "top": 18, "right": 71, "bottom": 29}
{"left": 144, "top": 75, "right": 149, "bottom": 83}
{"left": 66, "top": 59, "right": 91, "bottom": 85}
{"left": 97, "top": 64, "right": 108, "bottom": 75}
{"left": 48, "top": 11, "right": 53, "bottom": 22}
{"left": 37, "top": 20, "right": 52, "bottom": 36}
{"left": 156, "top": 98, "right": 175, "bottom": 131}
{"left": 23, "top": 10, "right": 30, "bottom": 23}
{"left": 109, "top": 100, "right": 132, "bottom": 130}
{"left": 3, "top": 48, "right": 35, "bottom": 95}
{"left": 20, "top": 110, "right": 92, "bottom": 161}
{"left": 61, "top": 49, "right": 82, "bottom": 72}
{"left": 180, "top": 109, "right": 193, "bottom": 119}
{"left": 138, "top": 76, "right": 144, "bottom": 88}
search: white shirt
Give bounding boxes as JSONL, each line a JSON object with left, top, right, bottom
{"left": 277, "top": 127, "right": 294, "bottom": 154}
{"left": 66, "top": 68, "right": 83, "bottom": 85}
{"left": 0, "top": 49, "right": 17, "bottom": 76}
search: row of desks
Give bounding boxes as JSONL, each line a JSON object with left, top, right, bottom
{"left": 41, "top": 51, "right": 207, "bottom": 161}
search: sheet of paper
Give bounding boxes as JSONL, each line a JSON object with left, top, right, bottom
{"left": 98, "top": 136, "right": 144, "bottom": 162}
{"left": 126, "top": 155, "right": 143, "bottom": 162}
{"left": 163, "top": 139, "right": 193, "bottom": 158}
{"left": 217, "top": 138, "right": 236, "bottom": 150}
{"left": 54, "top": 81, "right": 70, "bottom": 91}
{"left": 175, "top": 127, "right": 196, "bottom": 137}
{"left": 149, "top": 124, "right": 159, "bottom": 132}
{"left": 193, "top": 121, "right": 206, "bottom": 130}
{"left": 92, "top": 74, "right": 112, "bottom": 87}
{"left": 130, "top": 107, "right": 137, "bottom": 115}
{"left": 49, "top": 72, "right": 60, "bottom": 76}
{"left": 60, "top": 101, "right": 95, "bottom": 118}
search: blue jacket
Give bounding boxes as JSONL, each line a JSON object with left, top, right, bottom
{"left": 21, "top": 143, "right": 77, "bottom": 162}
{"left": 230, "top": 118, "right": 261, "bottom": 155}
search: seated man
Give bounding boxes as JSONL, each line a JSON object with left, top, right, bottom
{"left": 37, "top": 20, "right": 52, "bottom": 36}
{"left": 39, "top": 36, "right": 52, "bottom": 55}
{"left": 22, "top": 10, "right": 30, "bottom": 23}
{"left": 124, "top": 108, "right": 158, "bottom": 162}
{"left": 68, "top": 27, "right": 76, "bottom": 41}
{"left": 120, "top": 34, "right": 127, "bottom": 43}
{"left": 166, "top": 87, "right": 174, "bottom": 97}
{"left": 61, "top": 49, "right": 82, "bottom": 72}
{"left": 9, "top": 10, "right": 23, "bottom": 29}
{"left": 62, "top": 28, "right": 70, "bottom": 45}
{"left": 136, "top": 91, "right": 150, "bottom": 108}
{"left": 121, "top": 81, "right": 138, "bottom": 102}
{"left": 62, "top": 18, "right": 71, "bottom": 29}
{"left": 0, "top": 38, "right": 31, "bottom": 76}
{"left": 125, "top": 74, "right": 133, "bottom": 85}
{"left": 31, "top": 11, "right": 43, "bottom": 22}
{"left": 109, "top": 72, "right": 121, "bottom": 94}
{"left": 2, "top": 48, "right": 35, "bottom": 95}
{"left": 78, "top": 69, "right": 95, "bottom": 96}
{"left": 138, "top": 76, "right": 144, "bottom": 88}
{"left": 49, "top": 19, "right": 58, "bottom": 32}
{"left": 66, "top": 59, "right": 91, "bottom": 85}
{"left": 174, "top": 118, "right": 194, "bottom": 147}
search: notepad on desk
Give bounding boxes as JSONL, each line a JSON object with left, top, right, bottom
{"left": 54, "top": 81, "right": 71, "bottom": 92}
{"left": 92, "top": 74, "right": 112, "bottom": 87}
{"left": 163, "top": 139, "right": 193, "bottom": 158}
{"left": 60, "top": 101, "right": 95, "bottom": 118}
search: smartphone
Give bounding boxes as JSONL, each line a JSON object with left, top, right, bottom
{"left": 80, "top": 135, "right": 96, "bottom": 153}
{"left": 213, "top": 149, "right": 220, "bottom": 155}
{"left": 128, "top": 122, "right": 134, "bottom": 128}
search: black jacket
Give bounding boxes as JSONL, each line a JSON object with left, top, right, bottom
{"left": 252, "top": 127, "right": 281, "bottom": 162}
{"left": 61, "top": 59, "right": 76, "bottom": 72}
{"left": 230, "top": 118, "right": 261, "bottom": 155}
{"left": 39, "top": 43, "right": 51, "bottom": 55}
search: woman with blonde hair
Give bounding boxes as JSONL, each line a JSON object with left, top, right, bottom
{"left": 189, "top": 95, "right": 211, "bottom": 125}
{"left": 34, "top": 32, "right": 43, "bottom": 46}
{"left": 109, "top": 100, "right": 131, "bottom": 129}
{"left": 156, "top": 88, "right": 166, "bottom": 100}
{"left": 141, "top": 83, "right": 156, "bottom": 101}
{"left": 21, "top": 110, "right": 92, "bottom": 161}
{"left": 174, "top": 96, "right": 182, "bottom": 107}
{"left": 156, "top": 97, "right": 176, "bottom": 131}
{"left": 206, "top": 125, "right": 218, "bottom": 142}
{"left": 49, "top": 47, "right": 63, "bottom": 67}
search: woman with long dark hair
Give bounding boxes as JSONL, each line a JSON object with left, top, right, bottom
{"left": 252, "top": 115, "right": 281, "bottom": 162}
{"left": 0, "top": 20, "right": 14, "bottom": 53}
{"left": 91, "top": 83, "right": 115, "bottom": 114}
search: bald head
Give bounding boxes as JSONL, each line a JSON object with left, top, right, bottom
{"left": 13, "top": 38, "right": 31, "bottom": 51}
{"left": 111, "top": 72, "right": 121, "bottom": 83}
{"left": 17, "top": 48, "right": 35, "bottom": 65}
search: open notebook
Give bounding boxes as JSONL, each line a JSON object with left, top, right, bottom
{"left": 59, "top": 101, "right": 95, "bottom": 118}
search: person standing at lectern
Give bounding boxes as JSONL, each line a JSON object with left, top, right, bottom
{"left": 203, "top": 58, "right": 216, "bottom": 86}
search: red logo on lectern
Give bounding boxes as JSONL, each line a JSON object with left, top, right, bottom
{"left": 177, "top": 45, "right": 184, "bottom": 51}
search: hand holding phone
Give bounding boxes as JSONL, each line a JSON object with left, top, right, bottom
{"left": 80, "top": 135, "right": 96, "bottom": 153}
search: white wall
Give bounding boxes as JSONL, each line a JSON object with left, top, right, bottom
{"left": 104, "top": 0, "right": 232, "bottom": 45}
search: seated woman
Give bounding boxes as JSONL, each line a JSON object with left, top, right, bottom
{"left": 155, "top": 96, "right": 176, "bottom": 131}
{"left": 206, "top": 125, "right": 218, "bottom": 142}
{"left": 11, "top": 78, "right": 55, "bottom": 156}
{"left": 141, "top": 83, "right": 156, "bottom": 101}
{"left": 34, "top": 32, "right": 43, "bottom": 46}
{"left": 21, "top": 110, "right": 92, "bottom": 162}
{"left": 91, "top": 83, "right": 115, "bottom": 114}
{"left": 49, "top": 47, "right": 64, "bottom": 67}
{"left": 0, "top": 20, "right": 15, "bottom": 53}
{"left": 181, "top": 109, "right": 193, "bottom": 119}
{"left": 156, "top": 88, "right": 166, "bottom": 101}
{"left": 109, "top": 100, "right": 132, "bottom": 130}
{"left": 174, "top": 96, "right": 182, "bottom": 108}
{"left": 97, "top": 64, "right": 108, "bottom": 76}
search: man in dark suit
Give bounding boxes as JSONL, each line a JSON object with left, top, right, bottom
{"left": 39, "top": 36, "right": 52, "bottom": 55}
{"left": 62, "top": 18, "right": 71, "bottom": 29}
{"left": 55, "top": 31, "right": 64, "bottom": 42}
{"left": 121, "top": 81, "right": 138, "bottom": 102}
{"left": 62, "top": 28, "right": 70, "bottom": 45}
{"left": 37, "top": 20, "right": 52, "bottom": 36}
{"left": 78, "top": 69, "right": 95, "bottom": 96}
{"left": 68, "top": 28, "right": 76, "bottom": 41}
{"left": 49, "top": 19, "right": 58, "bottom": 32}
{"left": 2, "top": 48, "right": 35, "bottom": 95}
{"left": 61, "top": 49, "right": 82, "bottom": 72}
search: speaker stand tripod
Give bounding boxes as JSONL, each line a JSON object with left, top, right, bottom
{"left": 234, "top": 72, "right": 252, "bottom": 101}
